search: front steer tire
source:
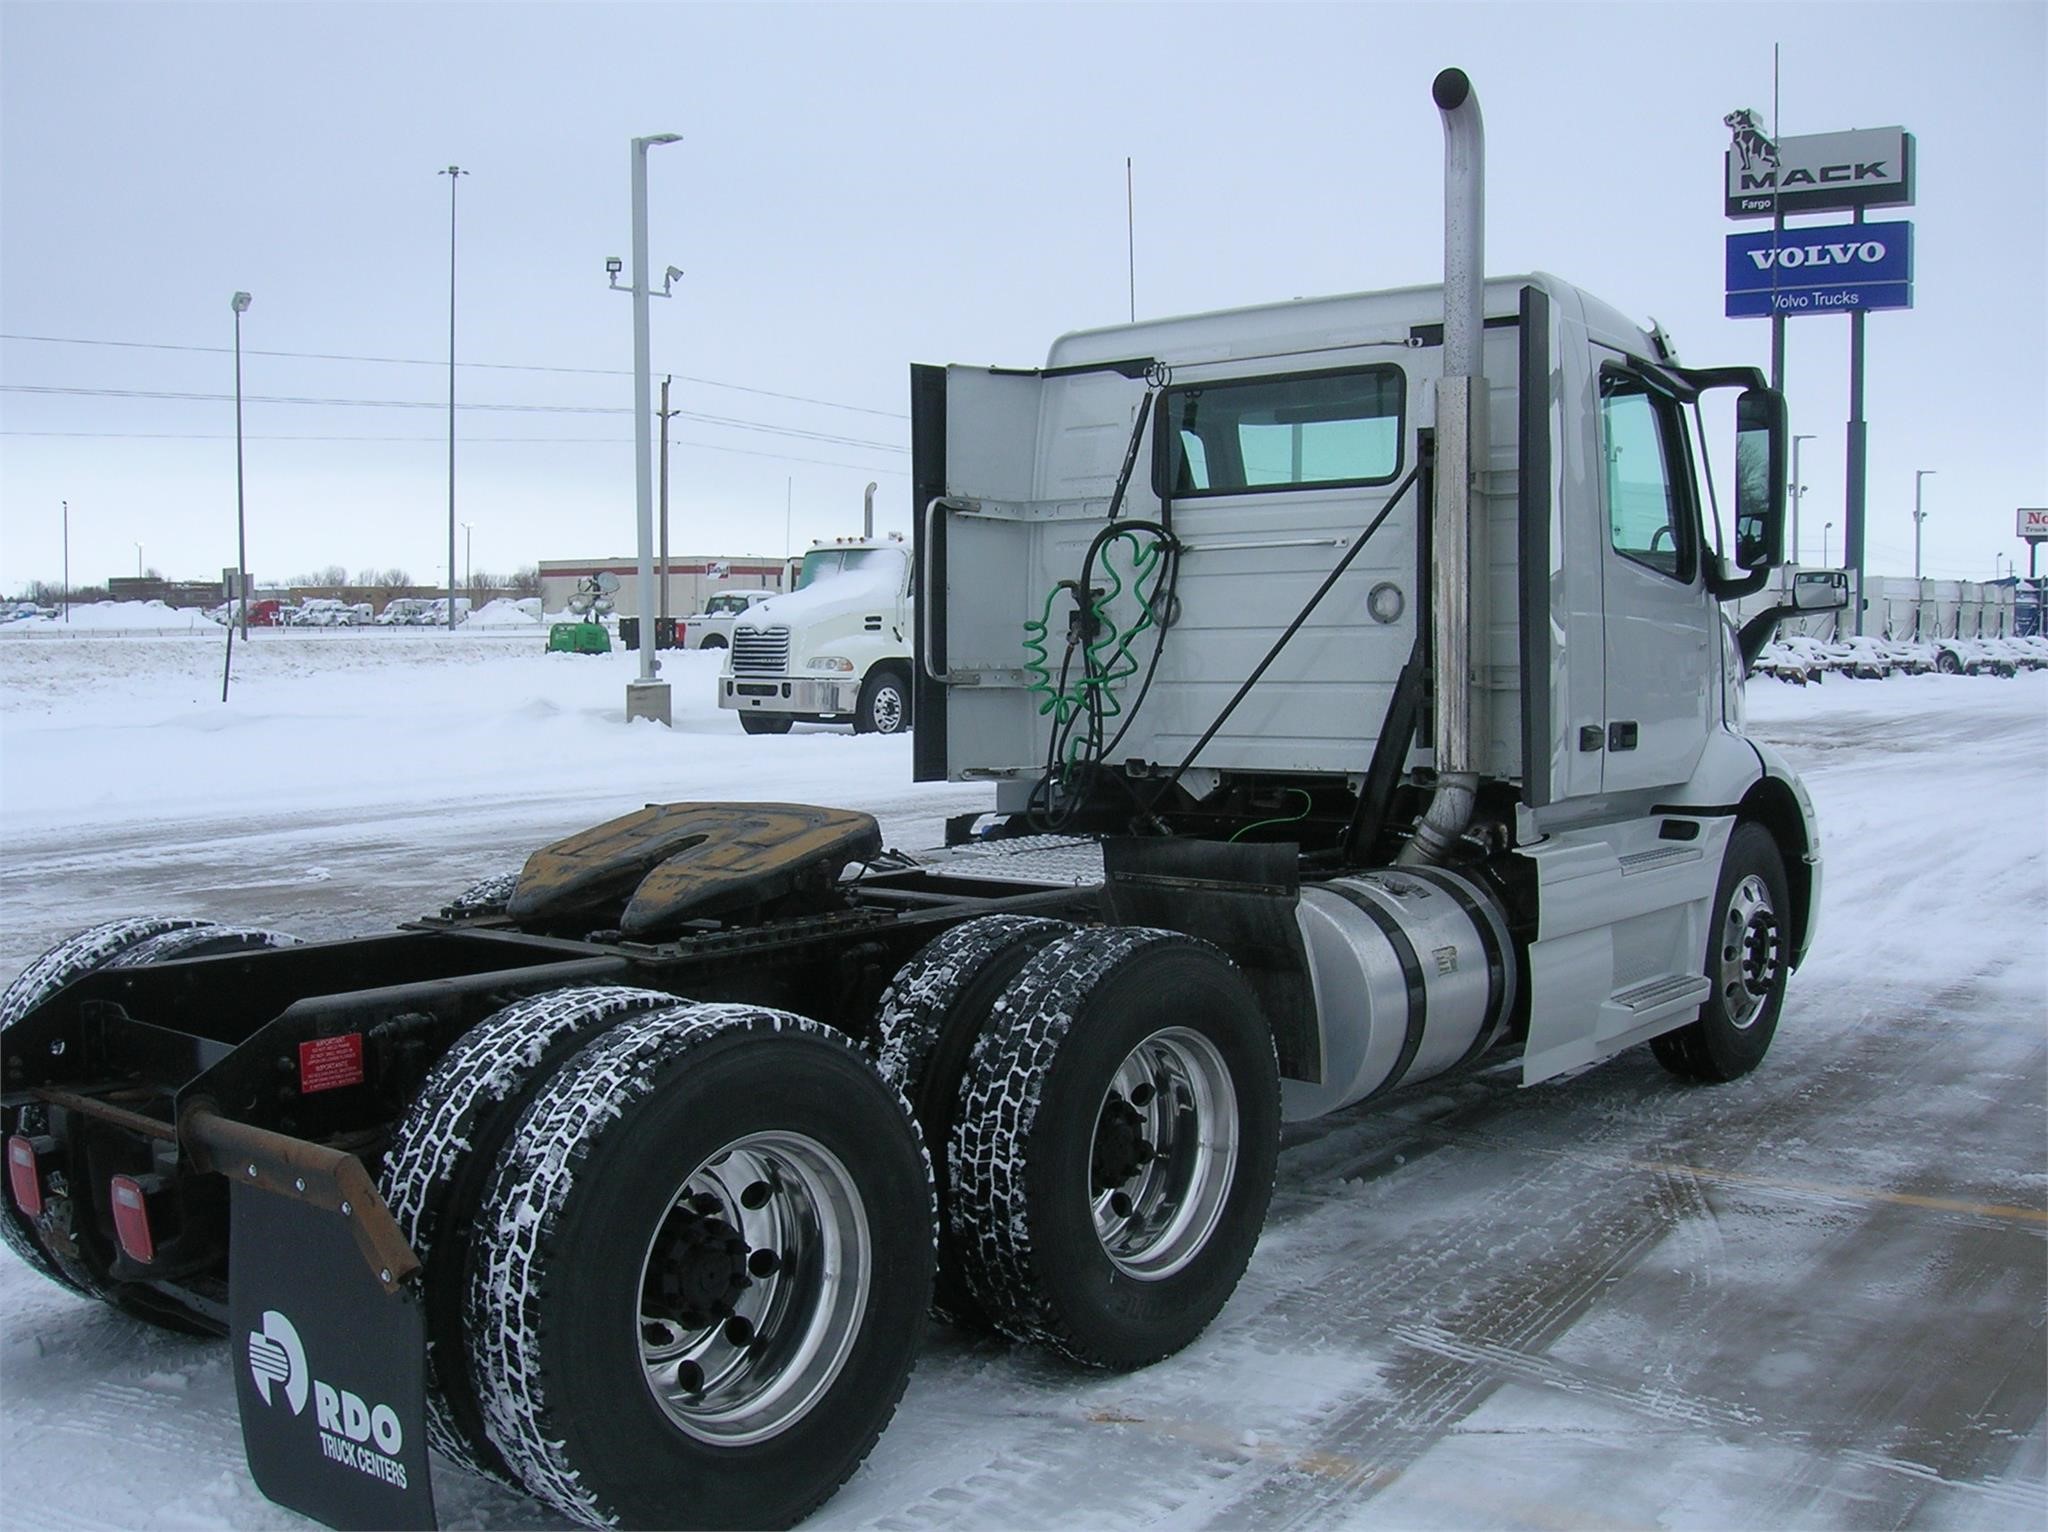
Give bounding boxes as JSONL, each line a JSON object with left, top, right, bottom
{"left": 950, "top": 928, "right": 1280, "bottom": 1370}
{"left": 1652, "top": 822, "right": 1792, "bottom": 1083}
{"left": 378, "top": 984, "right": 678, "bottom": 1482}
{"left": 854, "top": 666, "right": 911, "bottom": 736}
{"left": 466, "top": 1004, "right": 934, "bottom": 1531}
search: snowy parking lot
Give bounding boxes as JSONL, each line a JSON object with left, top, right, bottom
{"left": 1, "top": 627, "right": 2042, "bottom": 1530}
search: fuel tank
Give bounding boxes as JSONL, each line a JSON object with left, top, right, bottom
{"left": 1283, "top": 866, "right": 1516, "bottom": 1121}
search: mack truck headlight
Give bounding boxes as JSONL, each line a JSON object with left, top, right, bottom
{"left": 807, "top": 656, "right": 855, "bottom": 672}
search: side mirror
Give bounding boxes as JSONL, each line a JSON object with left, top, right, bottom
{"left": 1733, "top": 387, "right": 1786, "bottom": 571}
{"left": 1792, "top": 569, "right": 1849, "bottom": 611}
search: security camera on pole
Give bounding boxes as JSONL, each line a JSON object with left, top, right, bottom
{"left": 609, "top": 133, "right": 683, "bottom": 726}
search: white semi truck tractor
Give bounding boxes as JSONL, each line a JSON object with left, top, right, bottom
{"left": 717, "top": 534, "right": 915, "bottom": 734}
{"left": 0, "top": 70, "right": 1841, "bottom": 1532}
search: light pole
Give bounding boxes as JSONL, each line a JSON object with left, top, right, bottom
{"left": 1790, "top": 433, "right": 1816, "bottom": 565}
{"left": 462, "top": 521, "right": 473, "bottom": 601}
{"left": 440, "top": 165, "right": 467, "bottom": 630}
{"left": 232, "top": 292, "right": 252, "bottom": 638}
{"left": 61, "top": 499, "right": 69, "bottom": 622}
{"left": 611, "top": 132, "right": 682, "bottom": 724}
{"left": 1823, "top": 521, "right": 1834, "bottom": 569}
{"left": 135, "top": 543, "right": 143, "bottom": 578}
{"left": 1913, "top": 469, "right": 1936, "bottom": 580}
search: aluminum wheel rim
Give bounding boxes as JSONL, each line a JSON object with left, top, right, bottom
{"left": 1719, "top": 873, "right": 1781, "bottom": 1031}
{"left": 637, "top": 1132, "right": 870, "bottom": 1445}
{"left": 1088, "top": 1027, "right": 1239, "bottom": 1281}
{"left": 871, "top": 687, "right": 904, "bottom": 732}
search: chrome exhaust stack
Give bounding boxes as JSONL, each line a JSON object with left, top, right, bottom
{"left": 1402, "top": 67, "right": 1487, "bottom": 866}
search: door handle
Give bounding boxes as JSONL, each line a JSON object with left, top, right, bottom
{"left": 1608, "top": 721, "right": 1639, "bottom": 751}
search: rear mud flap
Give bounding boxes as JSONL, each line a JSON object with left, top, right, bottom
{"left": 228, "top": 1182, "right": 437, "bottom": 1530}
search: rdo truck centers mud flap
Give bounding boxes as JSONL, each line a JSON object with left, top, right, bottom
{"left": 203, "top": 1115, "right": 437, "bottom": 1530}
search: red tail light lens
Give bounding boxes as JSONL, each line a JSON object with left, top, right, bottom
{"left": 110, "top": 1175, "right": 156, "bottom": 1264}
{"left": 8, "top": 1135, "right": 46, "bottom": 1218}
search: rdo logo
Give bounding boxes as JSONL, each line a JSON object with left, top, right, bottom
{"left": 247, "top": 1308, "right": 405, "bottom": 1455}
{"left": 248, "top": 1309, "right": 309, "bottom": 1414}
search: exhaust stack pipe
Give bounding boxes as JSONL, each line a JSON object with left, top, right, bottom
{"left": 863, "top": 481, "right": 877, "bottom": 539}
{"left": 1402, "top": 67, "right": 1486, "bottom": 866}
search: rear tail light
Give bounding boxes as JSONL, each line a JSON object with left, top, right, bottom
{"left": 7, "top": 1135, "right": 50, "bottom": 1218}
{"left": 110, "top": 1174, "right": 160, "bottom": 1264}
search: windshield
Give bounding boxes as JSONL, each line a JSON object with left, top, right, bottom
{"left": 795, "top": 545, "right": 906, "bottom": 591}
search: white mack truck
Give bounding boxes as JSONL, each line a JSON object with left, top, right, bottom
{"left": 717, "top": 534, "right": 915, "bottom": 735}
{"left": 0, "top": 69, "right": 1840, "bottom": 1532}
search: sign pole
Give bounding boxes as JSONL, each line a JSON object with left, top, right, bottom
{"left": 1845, "top": 205, "right": 1868, "bottom": 634}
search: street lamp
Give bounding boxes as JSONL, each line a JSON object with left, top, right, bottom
{"left": 135, "top": 543, "right": 143, "bottom": 578}
{"left": 232, "top": 291, "right": 252, "bottom": 638}
{"left": 462, "top": 521, "right": 473, "bottom": 598}
{"left": 1913, "top": 469, "right": 1936, "bottom": 580}
{"left": 1790, "top": 433, "right": 1816, "bottom": 565}
{"left": 439, "top": 165, "right": 468, "bottom": 632}
{"left": 615, "top": 131, "right": 683, "bottom": 726}
{"left": 1823, "top": 520, "right": 1834, "bottom": 569}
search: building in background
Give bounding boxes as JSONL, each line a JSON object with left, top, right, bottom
{"left": 538, "top": 555, "right": 788, "bottom": 619}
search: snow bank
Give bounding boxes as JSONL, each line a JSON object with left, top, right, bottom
{"left": 465, "top": 597, "right": 543, "bottom": 628}
{"left": 5, "top": 600, "right": 218, "bottom": 632}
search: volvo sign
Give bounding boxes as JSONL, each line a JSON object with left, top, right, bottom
{"left": 1725, "top": 126, "right": 1915, "bottom": 219}
{"left": 1725, "top": 220, "right": 1913, "bottom": 318}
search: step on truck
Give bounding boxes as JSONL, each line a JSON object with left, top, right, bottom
{"left": 0, "top": 70, "right": 1843, "bottom": 1532}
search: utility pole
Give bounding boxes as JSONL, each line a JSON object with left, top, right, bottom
{"left": 440, "top": 165, "right": 468, "bottom": 631}
{"left": 658, "top": 373, "right": 675, "bottom": 622}
{"left": 1789, "top": 433, "right": 1815, "bottom": 565}
{"left": 61, "top": 499, "right": 69, "bottom": 622}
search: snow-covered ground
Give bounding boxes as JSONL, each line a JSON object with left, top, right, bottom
{"left": 0, "top": 630, "right": 2042, "bottom": 1530}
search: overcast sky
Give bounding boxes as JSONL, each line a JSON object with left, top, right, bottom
{"left": 2, "top": 0, "right": 2042, "bottom": 594}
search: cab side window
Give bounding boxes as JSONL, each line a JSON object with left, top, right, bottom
{"left": 1600, "top": 369, "right": 1695, "bottom": 583}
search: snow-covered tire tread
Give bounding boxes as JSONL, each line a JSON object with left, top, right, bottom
{"left": 468, "top": 1004, "right": 934, "bottom": 1529}
{"left": 378, "top": 983, "right": 678, "bottom": 1478}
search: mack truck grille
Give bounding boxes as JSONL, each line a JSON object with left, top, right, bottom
{"left": 732, "top": 626, "right": 791, "bottom": 675}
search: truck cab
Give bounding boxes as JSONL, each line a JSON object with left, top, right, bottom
{"left": 717, "top": 536, "right": 914, "bottom": 734}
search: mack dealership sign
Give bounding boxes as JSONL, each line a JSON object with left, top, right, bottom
{"left": 1725, "top": 125, "right": 1915, "bottom": 218}
{"left": 1725, "top": 220, "right": 1914, "bottom": 319}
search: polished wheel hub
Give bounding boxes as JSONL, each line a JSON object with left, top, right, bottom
{"left": 1719, "top": 873, "right": 1781, "bottom": 1030}
{"left": 1088, "top": 1028, "right": 1238, "bottom": 1281}
{"left": 636, "top": 1133, "right": 870, "bottom": 1444}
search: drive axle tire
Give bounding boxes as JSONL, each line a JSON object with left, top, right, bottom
{"left": 467, "top": 1004, "right": 933, "bottom": 1530}
{"left": 379, "top": 984, "right": 678, "bottom": 1482}
{"left": 1652, "top": 822, "right": 1791, "bottom": 1083}
{"left": 873, "top": 915, "right": 1073, "bottom": 1328}
{"left": 950, "top": 928, "right": 1280, "bottom": 1370}
{"left": 739, "top": 712, "right": 794, "bottom": 736}
{"left": 0, "top": 918, "right": 297, "bottom": 1325}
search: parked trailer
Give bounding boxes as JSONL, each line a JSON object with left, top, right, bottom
{"left": 0, "top": 72, "right": 1841, "bottom": 1532}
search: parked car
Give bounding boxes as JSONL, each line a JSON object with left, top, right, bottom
{"left": 1879, "top": 638, "right": 1935, "bottom": 675}
{"left": 1823, "top": 635, "right": 1893, "bottom": 679}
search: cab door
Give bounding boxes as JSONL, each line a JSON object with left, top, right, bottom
{"left": 1597, "top": 364, "right": 1715, "bottom": 794}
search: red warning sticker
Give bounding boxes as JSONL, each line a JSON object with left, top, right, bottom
{"left": 298, "top": 1033, "right": 365, "bottom": 1094}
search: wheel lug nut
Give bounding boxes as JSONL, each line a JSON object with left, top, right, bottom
{"left": 748, "top": 1249, "right": 780, "bottom": 1278}
{"left": 741, "top": 1180, "right": 774, "bottom": 1209}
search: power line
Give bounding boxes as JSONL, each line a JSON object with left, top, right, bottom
{"left": 0, "top": 428, "right": 909, "bottom": 476}
{"left": 0, "top": 331, "right": 908, "bottom": 420}
{"left": 0, "top": 383, "right": 907, "bottom": 454}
